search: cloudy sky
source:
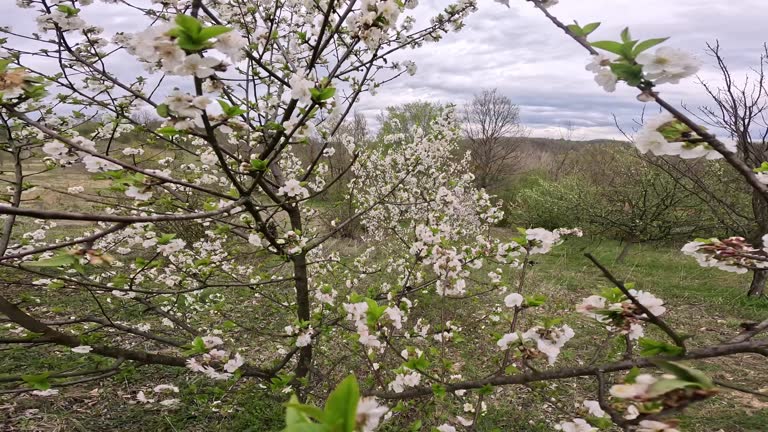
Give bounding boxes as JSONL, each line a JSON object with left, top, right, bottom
{"left": 358, "top": 0, "right": 768, "bottom": 140}
{"left": 3, "top": 0, "right": 766, "bottom": 140}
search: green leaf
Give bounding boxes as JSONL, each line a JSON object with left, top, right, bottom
{"left": 25, "top": 254, "right": 77, "bottom": 268}
{"left": 285, "top": 403, "right": 326, "bottom": 423}
{"left": 156, "top": 126, "right": 182, "bottom": 137}
{"left": 283, "top": 424, "right": 329, "bottom": 432}
{"left": 478, "top": 384, "right": 494, "bottom": 396}
{"left": 364, "top": 298, "right": 387, "bottom": 327}
{"left": 609, "top": 62, "right": 644, "bottom": 86}
{"left": 284, "top": 396, "right": 312, "bottom": 429}
{"left": 157, "top": 233, "right": 176, "bottom": 245}
{"left": 175, "top": 14, "right": 202, "bottom": 37}
{"left": 566, "top": 24, "right": 585, "bottom": 38}
{"left": 587, "top": 416, "right": 613, "bottom": 429}
{"left": 625, "top": 366, "right": 641, "bottom": 384}
{"left": 176, "top": 34, "right": 209, "bottom": 52}
{"left": 48, "top": 280, "right": 65, "bottom": 289}
{"left": 323, "top": 375, "right": 359, "bottom": 432}
{"left": 620, "top": 27, "right": 632, "bottom": 43}
{"left": 56, "top": 4, "right": 79, "bottom": 15}
{"left": 524, "top": 294, "right": 546, "bottom": 307}
{"left": 653, "top": 361, "right": 714, "bottom": 388}
{"left": 633, "top": 37, "right": 669, "bottom": 56}
{"left": 582, "top": 22, "right": 601, "bottom": 36}
{"left": 638, "top": 337, "right": 684, "bottom": 357}
{"left": 591, "top": 40, "right": 625, "bottom": 56}
{"left": 199, "top": 25, "right": 232, "bottom": 41}
{"left": 156, "top": 103, "right": 170, "bottom": 118}
{"left": 183, "top": 336, "right": 207, "bottom": 356}
{"left": 405, "top": 353, "right": 430, "bottom": 372}
{"left": 409, "top": 420, "right": 423, "bottom": 431}
{"left": 22, "top": 372, "right": 51, "bottom": 390}
{"left": 250, "top": 159, "right": 269, "bottom": 172}
{"left": 0, "top": 58, "right": 13, "bottom": 74}
{"left": 432, "top": 384, "right": 447, "bottom": 398}
{"left": 646, "top": 378, "right": 697, "bottom": 398}
{"left": 310, "top": 87, "right": 336, "bottom": 103}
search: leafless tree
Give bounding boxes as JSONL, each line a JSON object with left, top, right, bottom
{"left": 463, "top": 88, "right": 529, "bottom": 189}
{"left": 689, "top": 42, "right": 768, "bottom": 296}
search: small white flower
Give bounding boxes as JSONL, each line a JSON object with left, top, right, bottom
{"left": 296, "top": 331, "right": 312, "bottom": 347}
{"left": 403, "top": 60, "right": 417, "bottom": 76}
{"left": 159, "top": 398, "right": 180, "bottom": 407}
{"left": 278, "top": 179, "right": 309, "bottom": 199}
{"left": 215, "top": 31, "right": 247, "bottom": 61}
{"left": 223, "top": 353, "right": 244, "bottom": 373}
{"left": 201, "top": 336, "right": 224, "bottom": 348}
{"left": 356, "top": 397, "right": 388, "bottom": 432}
{"left": 637, "top": 47, "right": 700, "bottom": 85}
{"left": 248, "top": 233, "right": 262, "bottom": 246}
{"left": 557, "top": 418, "right": 597, "bottom": 432}
{"left": 637, "top": 420, "right": 680, "bottom": 432}
{"left": 153, "top": 384, "right": 179, "bottom": 393}
{"left": 175, "top": 54, "right": 220, "bottom": 78}
{"left": 125, "top": 186, "right": 152, "bottom": 201}
{"left": 136, "top": 390, "right": 154, "bottom": 403}
{"left": 289, "top": 74, "right": 314, "bottom": 104}
{"left": 157, "top": 239, "right": 186, "bottom": 256}
{"left": 504, "top": 292, "right": 524, "bottom": 308}
{"left": 82, "top": 155, "right": 121, "bottom": 173}
{"left": 594, "top": 68, "right": 618, "bottom": 92}
{"left": 582, "top": 400, "right": 606, "bottom": 418}
{"left": 71, "top": 345, "right": 93, "bottom": 354}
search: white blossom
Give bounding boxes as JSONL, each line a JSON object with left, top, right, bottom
{"left": 289, "top": 74, "right": 313, "bottom": 104}
{"left": 356, "top": 397, "right": 388, "bottom": 431}
{"left": 637, "top": 47, "right": 700, "bottom": 85}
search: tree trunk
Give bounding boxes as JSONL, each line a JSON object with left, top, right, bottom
{"left": 749, "top": 189, "right": 768, "bottom": 297}
{"left": 615, "top": 241, "right": 634, "bottom": 264}
{"left": 287, "top": 206, "right": 313, "bottom": 382}
{"left": 748, "top": 270, "right": 767, "bottom": 297}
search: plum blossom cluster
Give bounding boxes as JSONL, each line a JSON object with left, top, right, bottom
{"left": 496, "top": 324, "right": 575, "bottom": 365}
{"left": 576, "top": 287, "right": 666, "bottom": 340}
{"left": 125, "top": 20, "right": 244, "bottom": 74}
{"left": 634, "top": 113, "right": 735, "bottom": 159}
{"left": 346, "top": 0, "right": 403, "bottom": 50}
{"left": 607, "top": 365, "right": 716, "bottom": 431}
{"left": 185, "top": 336, "right": 244, "bottom": 380}
{"left": 525, "top": 227, "right": 583, "bottom": 254}
{"left": 42, "top": 136, "right": 121, "bottom": 172}
{"left": 387, "top": 368, "right": 421, "bottom": 393}
{"left": 342, "top": 299, "right": 405, "bottom": 350}
{"left": 681, "top": 236, "right": 768, "bottom": 274}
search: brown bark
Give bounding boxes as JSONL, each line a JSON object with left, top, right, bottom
{"left": 749, "top": 189, "right": 768, "bottom": 296}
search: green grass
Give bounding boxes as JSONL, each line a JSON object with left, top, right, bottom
{"left": 527, "top": 237, "right": 768, "bottom": 431}
{"left": 535, "top": 237, "right": 768, "bottom": 320}
{"left": 3, "top": 236, "right": 768, "bottom": 431}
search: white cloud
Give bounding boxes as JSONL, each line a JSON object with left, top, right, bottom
{"left": 2, "top": 0, "right": 765, "bottom": 140}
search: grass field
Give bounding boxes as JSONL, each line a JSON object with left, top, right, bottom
{"left": 2, "top": 236, "right": 767, "bottom": 431}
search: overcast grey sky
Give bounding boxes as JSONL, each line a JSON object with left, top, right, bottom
{"left": 3, "top": 0, "right": 766, "bottom": 140}
{"left": 359, "top": 0, "right": 768, "bottom": 139}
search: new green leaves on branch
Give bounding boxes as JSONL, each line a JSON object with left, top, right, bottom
{"left": 170, "top": 15, "right": 232, "bottom": 52}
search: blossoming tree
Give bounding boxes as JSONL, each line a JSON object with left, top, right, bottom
{"left": 0, "top": 0, "right": 767, "bottom": 431}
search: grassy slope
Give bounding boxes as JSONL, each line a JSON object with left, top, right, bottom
{"left": 527, "top": 237, "right": 768, "bottom": 432}
{"left": 3, "top": 237, "right": 768, "bottom": 431}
